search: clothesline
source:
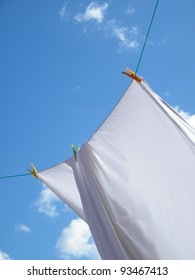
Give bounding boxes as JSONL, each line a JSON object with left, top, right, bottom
{"left": 0, "top": 0, "right": 160, "bottom": 181}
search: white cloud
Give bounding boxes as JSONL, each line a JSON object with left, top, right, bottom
{"left": 72, "top": 84, "right": 81, "bottom": 92}
{"left": 72, "top": 2, "right": 140, "bottom": 50}
{"left": 75, "top": 85, "right": 81, "bottom": 90}
{"left": 35, "top": 185, "right": 60, "bottom": 217}
{"left": 126, "top": 5, "right": 136, "bottom": 15}
{"left": 160, "top": 36, "right": 168, "bottom": 45}
{"left": 146, "top": 36, "right": 168, "bottom": 47}
{"left": 74, "top": 2, "right": 108, "bottom": 23}
{"left": 0, "top": 250, "right": 11, "bottom": 260}
{"left": 174, "top": 106, "right": 195, "bottom": 128}
{"left": 59, "top": 2, "right": 68, "bottom": 22}
{"left": 56, "top": 218, "right": 100, "bottom": 259}
{"left": 106, "top": 20, "right": 140, "bottom": 50}
{"left": 15, "top": 224, "right": 31, "bottom": 233}
{"left": 164, "top": 92, "right": 170, "bottom": 97}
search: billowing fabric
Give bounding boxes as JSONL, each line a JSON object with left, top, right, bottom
{"left": 38, "top": 80, "right": 195, "bottom": 259}
{"left": 38, "top": 162, "right": 86, "bottom": 221}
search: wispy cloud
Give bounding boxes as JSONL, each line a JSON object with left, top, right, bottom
{"left": 59, "top": 2, "right": 166, "bottom": 51}
{"left": 126, "top": 5, "right": 136, "bottom": 15}
{"left": 15, "top": 224, "right": 31, "bottom": 233}
{"left": 164, "top": 92, "right": 170, "bottom": 97}
{"left": 74, "top": 2, "right": 108, "bottom": 23}
{"left": 59, "top": 2, "right": 68, "bottom": 22}
{"left": 174, "top": 106, "right": 195, "bottom": 128}
{"left": 0, "top": 250, "right": 11, "bottom": 260}
{"left": 72, "top": 84, "right": 81, "bottom": 92}
{"left": 56, "top": 218, "right": 100, "bottom": 259}
{"left": 146, "top": 36, "right": 168, "bottom": 47}
{"left": 160, "top": 36, "right": 168, "bottom": 45}
{"left": 35, "top": 185, "right": 60, "bottom": 217}
{"left": 106, "top": 20, "right": 140, "bottom": 50}
{"left": 72, "top": 2, "right": 139, "bottom": 50}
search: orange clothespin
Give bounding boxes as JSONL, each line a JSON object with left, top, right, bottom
{"left": 122, "top": 68, "right": 142, "bottom": 83}
{"left": 28, "top": 163, "right": 38, "bottom": 179}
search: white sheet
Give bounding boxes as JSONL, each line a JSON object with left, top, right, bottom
{"left": 38, "top": 79, "right": 195, "bottom": 259}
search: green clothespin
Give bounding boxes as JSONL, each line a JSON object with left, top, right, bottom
{"left": 28, "top": 163, "right": 38, "bottom": 179}
{"left": 71, "top": 144, "right": 80, "bottom": 161}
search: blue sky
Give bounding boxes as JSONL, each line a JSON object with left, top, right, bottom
{"left": 0, "top": 0, "right": 195, "bottom": 260}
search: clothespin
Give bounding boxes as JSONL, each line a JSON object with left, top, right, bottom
{"left": 122, "top": 68, "right": 142, "bottom": 83}
{"left": 28, "top": 163, "right": 38, "bottom": 179}
{"left": 71, "top": 144, "right": 80, "bottom": 161}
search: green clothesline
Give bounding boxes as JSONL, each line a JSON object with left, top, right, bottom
{"left": 0, "top": 173, "right": 30, "bottom": 180}
{"left": 135, "top": 0, "right": 160, "bottom": 74}
{"left": 0, "top": 0, "right": 160, "bottom": 181}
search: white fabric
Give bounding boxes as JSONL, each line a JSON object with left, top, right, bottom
{"left": 38, "top": 162, "right": 85, "bottom": 221}
{"left": 38, "top": 80, "right": 195, "bottom": 259}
